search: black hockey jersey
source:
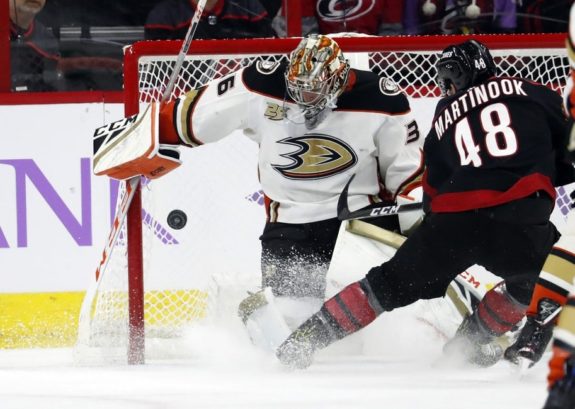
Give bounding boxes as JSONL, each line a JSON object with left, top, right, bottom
{"left": 423, "top": 76, "right": 574, "bottom": 213}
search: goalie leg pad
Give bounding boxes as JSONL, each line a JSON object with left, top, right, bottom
{"left": 93, "top": 103, "right": 182, "bottom": 180}
{"left": 238, "top": 287, "right": 292, "bottom": 352}
{"left": 526, "top": 210, "right": 575, "bottom": 314}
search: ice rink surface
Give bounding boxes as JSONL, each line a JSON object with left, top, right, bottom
{"left": 0, "top": 303, "right": 552, "bottom": 409}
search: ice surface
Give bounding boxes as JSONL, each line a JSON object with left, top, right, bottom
{"left": 0, "top": 303, "right": 551, "bottom": 409}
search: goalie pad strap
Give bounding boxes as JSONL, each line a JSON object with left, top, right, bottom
{"left": 526, "top": 247, "right": 575, "bottom": 315}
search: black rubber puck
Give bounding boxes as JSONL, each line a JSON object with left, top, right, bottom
{"left": 167, "top": 209, "right": 187, "bottom": 230}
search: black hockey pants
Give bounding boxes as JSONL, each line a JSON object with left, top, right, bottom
{"left": 365, "top": 194, "right": 558, "bottom": 311}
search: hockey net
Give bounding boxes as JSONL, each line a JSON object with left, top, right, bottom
{"left": 76, "top": 34, "right": 569, "bottom": 363}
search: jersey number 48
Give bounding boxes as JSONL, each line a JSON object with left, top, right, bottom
{"left": 455, "top": 103, "right": 517, "bottom": 167}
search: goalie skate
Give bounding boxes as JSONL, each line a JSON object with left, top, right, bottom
{"left": 504, "top": 298, "right": 561, "bottom": 369}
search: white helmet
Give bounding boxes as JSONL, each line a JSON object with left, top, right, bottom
{"left": 285, "top": 34, "right": 350, "bottom": 119}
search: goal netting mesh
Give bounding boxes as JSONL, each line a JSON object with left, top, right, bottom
{"left": 75, "top": 35, "right": 570, "bottom": 363}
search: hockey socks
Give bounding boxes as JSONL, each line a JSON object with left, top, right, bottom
{"left": 276, "top": 279, "right": 382, "bottom": 369}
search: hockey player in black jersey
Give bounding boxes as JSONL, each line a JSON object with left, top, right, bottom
{"left": 276, "top": 39, "right": 575, "bottom": 369}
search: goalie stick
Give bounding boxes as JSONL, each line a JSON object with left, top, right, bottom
{"left": 81, "top": 0, "right": 208, "bottom": 365}
{"left": 337, "top": 174, "right": 423, "bottom": 221}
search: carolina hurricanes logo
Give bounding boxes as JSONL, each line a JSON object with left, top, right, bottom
{"left": 272, "top": 134, "right": 357, "bottom": 179}
{"left": 316, "top": 0, "right": 375, "bottom": 22}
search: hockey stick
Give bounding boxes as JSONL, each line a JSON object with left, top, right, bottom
{"left": 78, "top": 0, "right": 208, "bottom": 358}
{"left": 90, "top": 0, "right": 207, "bottom": 284}
{"left": 337, "top": 174, "right": 423, "bottom": 221}
{"left": 161, "top": 0, "right": 207, "bottom": 101}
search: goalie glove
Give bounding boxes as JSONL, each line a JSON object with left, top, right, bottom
{"left": 93, "top": 103, "right": 182, "bottom": 180}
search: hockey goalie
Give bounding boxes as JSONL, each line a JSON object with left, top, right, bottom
{"left": 93, "top": 34, "right": 515, "bottom": 367}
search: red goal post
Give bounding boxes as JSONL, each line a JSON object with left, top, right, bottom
{"left": 79, "top": 34, "right": 569, "bottom": 364}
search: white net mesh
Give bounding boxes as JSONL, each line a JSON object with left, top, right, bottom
{"left": 76, "top": 38, "right": 570, "bottom": 362}
{"left": 137, "top": 47, "right": 569, "bottom": 101}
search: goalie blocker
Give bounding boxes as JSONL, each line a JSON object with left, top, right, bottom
{"left": 93, "top": 103, "right": 182, "bottom": 180}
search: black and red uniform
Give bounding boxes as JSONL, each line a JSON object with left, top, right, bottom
{"left": 367, "top": 76, "right": 574, "bottom": 312}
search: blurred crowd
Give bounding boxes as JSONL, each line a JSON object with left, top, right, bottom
{"left": 8, "top": 0, "right": 573, "bottom": 92}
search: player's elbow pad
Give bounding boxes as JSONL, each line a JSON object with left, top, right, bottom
{"left": 92, "top": 103, "right": 182, "bottom": 180}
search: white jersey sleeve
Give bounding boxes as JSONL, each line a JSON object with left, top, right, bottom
{"left": 172, "top": 68, "right": 253, "bottom": 146}
{"left": 375, "top": 112, "right": 424, "bottom": 198}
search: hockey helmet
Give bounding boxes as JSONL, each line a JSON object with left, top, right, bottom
{"left": 436, "top": 40, "right": 496, "bottom": 96}
{"left": 285, "top": 34, "right": 350, "bottom": 117}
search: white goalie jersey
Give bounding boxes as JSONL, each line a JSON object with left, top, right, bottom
{"left": 159, "top": 60, "right": 424, "bottom": 224}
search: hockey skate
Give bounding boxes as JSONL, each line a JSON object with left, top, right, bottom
{"left": 542, "top": 356, "right": 575, "bottom": 409}
{"left": 504, "top": 298, "right": 561, "bottom": 369}
{"left": 443, "top": 314, "right": 504, "bottom": 367}
{"left": 276, "top": 312, "right": 338, "bottom": 369}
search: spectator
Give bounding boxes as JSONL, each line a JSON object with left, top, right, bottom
{"left": 518, "top": 0, "right": 571, "bottom": 34}
{"left": 261, "top": 0, "right": 282, "bottom": 20}
{"left": 406, "top": 0, "right": 517, "bottom": 35}
{"left": 145, "top": 0, "right": 277, "bottom": 40}
{"left": 10, "top": 0, "right": 63, "bottom": 92}
{"left": 272, "top": 0, "right": 318, "bottom": 37}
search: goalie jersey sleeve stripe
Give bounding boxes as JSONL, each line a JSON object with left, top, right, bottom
{"left": 336, "top": 70, "right": 411, "bottom": 115}
{"left": 241, "top": 61, "right": 290, "bottom": 101}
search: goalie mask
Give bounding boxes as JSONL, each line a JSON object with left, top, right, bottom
{"left": 285, "top": 34, "right": 350, "bottom": 123}
{"left": 436, "top": 40, "right": 496, "bottom": 96}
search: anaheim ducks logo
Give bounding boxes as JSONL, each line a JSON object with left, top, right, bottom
{"left": 272, "top": 134, "right": 357, "bottom": 179}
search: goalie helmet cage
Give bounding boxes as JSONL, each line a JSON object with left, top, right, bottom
{"left": 81, "top": 34, "right": 568, "bottom": 364}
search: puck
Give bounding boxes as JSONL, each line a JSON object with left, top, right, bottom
{"left": 167, "top": 209, "right": 187, "bottom": 230}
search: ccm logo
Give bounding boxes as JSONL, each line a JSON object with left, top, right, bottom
{"left": 94, "top": 114, "right": 138, "bottom": 138}
{"left": 370, "top": 206, "right": 398, "bottom": 216}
